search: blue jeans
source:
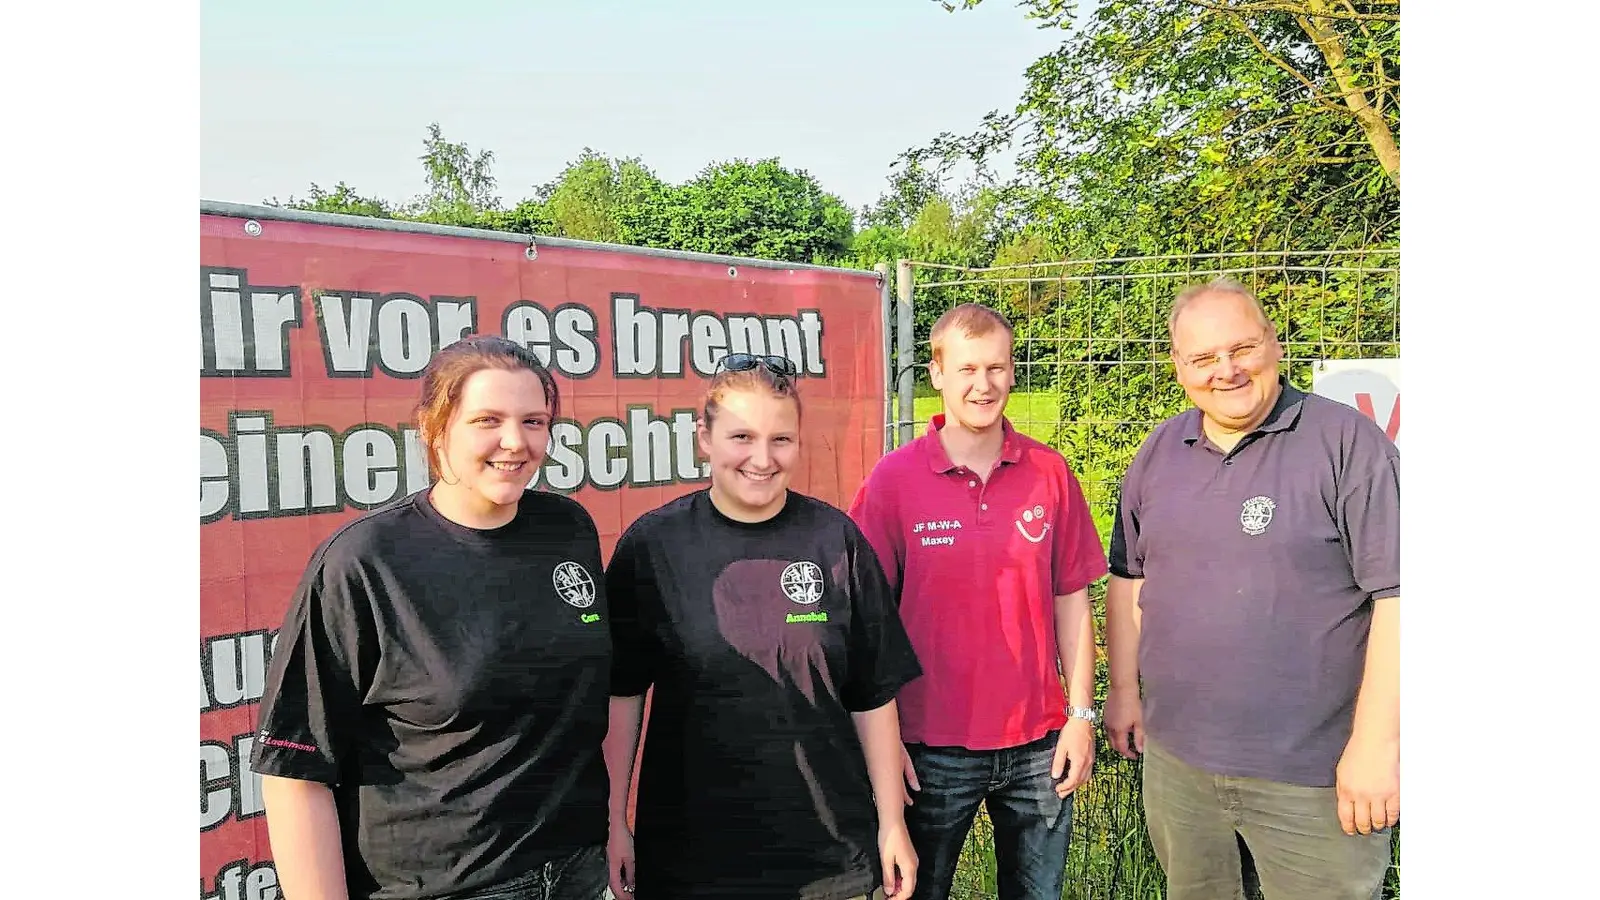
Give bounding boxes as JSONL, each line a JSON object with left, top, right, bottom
{"left": 905, "top": 730, "right": 1074, "bottom": 900}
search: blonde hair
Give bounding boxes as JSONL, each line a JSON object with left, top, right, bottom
{"left": 929, "top": 303, "right": 1014, "bottom": 364}
{"left": 701, "top": 367, "right": 802, "bottom": 429}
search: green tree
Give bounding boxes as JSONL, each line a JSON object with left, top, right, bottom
{"left": 923, "top": 0, "right": 1400, "bottom": 255}
{"left": 477, "top": 198, "right": 557, "bottom": 236}
{"left": 406, "top": 122, "right": 501, "bottom": 226}
{"left": 536, "top": 149, "right": 672, "bottom": 244}
{"left": 268, "top": 181, "right": 394, "bottom": 218}
{"left": 904, "top": 188, "right": 1002, "bottom": 267}
{"left": 264, "top": 132, "right": 870, "bottom": 266}
{"left": 862, "top": 156, "right": 945, "bottom": 230}
{"left": 851, "top": 159, "right": 1010, "bottom": 270}
{"left": 663, "top": 159, "right": 855, "bottom": 263}
{"left": 849, "top": 225, "right": 912, "bottom": 270}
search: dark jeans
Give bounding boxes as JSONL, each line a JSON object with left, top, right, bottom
{"left": 905, "top": 730, "right": 1074, "bottom": 900}
{"left": 1142, "top": 736, "right": 1392, "bottom": 900}
{"left": 449, "top": 845, "right": 608, "bottom": 900}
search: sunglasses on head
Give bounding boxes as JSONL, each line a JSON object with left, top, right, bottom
{"left": 715, "top": 353, "right": 798, "bottom": 378}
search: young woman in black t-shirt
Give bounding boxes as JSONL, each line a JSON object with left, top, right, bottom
{"left": 252, "top": 336, "right": 611, "bottom": 900}
{"left": 603, "top": 355, "right": 923, "bottom": 900}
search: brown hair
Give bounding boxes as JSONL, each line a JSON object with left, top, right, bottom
{"left": 702, "top": 367, "right": 802, "bottom": 430}
{"left": 929, "top": 303, "right": 1014, "bottom": 364}
{"left": 415, "top": 335, "right": 560, "bottom": 478}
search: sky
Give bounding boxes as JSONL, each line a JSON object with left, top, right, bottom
{"left": 201, "top": 0, "right": 1067, "bottom": 216}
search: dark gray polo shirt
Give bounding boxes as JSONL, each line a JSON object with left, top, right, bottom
{"left": 1108, "top": 378, "right": 1399, "bottom": 787}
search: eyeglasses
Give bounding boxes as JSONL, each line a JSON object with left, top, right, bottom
{"left": 1176, "top": 334, "right": 1270, "bottom": 373}
{"left": 715, "top": 353, "right": 798, "bottom": 378}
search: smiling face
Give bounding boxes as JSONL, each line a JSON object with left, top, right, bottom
{"left": 929, "top": 326, "right": 1015, "bottom": 435}
{"left": 428, "top": 367, "right": 552, "bottom": 527}
{"left": 1169, "top": 288, "right": 1284, "bottom": 436}
{"left": 415, "top": 336, "right": 561, "bottom": 530}
{"left": 698, "top": 385, "right": 801, "bottom": 523}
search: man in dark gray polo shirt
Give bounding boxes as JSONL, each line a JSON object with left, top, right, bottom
{"left": 1104, "top": 278, "right": 1399, "bottom": 900}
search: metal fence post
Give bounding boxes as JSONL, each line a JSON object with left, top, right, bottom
{"left": 896, "top": 260, "right": 915, "bottom": 447}
{"left": 875, "top": 262, "right": 892, "bottom": 455}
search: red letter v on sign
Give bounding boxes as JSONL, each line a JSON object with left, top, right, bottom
{"left": 1353, "top": 392, "right": 1401, "bottom": 441}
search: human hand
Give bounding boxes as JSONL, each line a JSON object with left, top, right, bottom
{"left": 900, "top": 743, "right": 920, "bottom": 805}
{"left": 1104, "top": 687, "right": 1145, "bottom": 760}
{"left": 878, "top": 821, "right": 918, "bottom": 900}
{"left": 1335, "top": 736, "right": 1399, "bottom": 836}
{"left": 1051, "top": 719, "right": 1095, "bottom": 797}
{"left": 606, "top": 823, "right": 636, "bottom": 897}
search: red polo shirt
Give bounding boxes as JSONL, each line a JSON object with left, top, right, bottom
{"left": 848, "top": 415, "right": 1108, "bottom": 750}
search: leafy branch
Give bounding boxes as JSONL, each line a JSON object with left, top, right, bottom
{"left": 1183, "top": 0, "right": 1399, "bottom": 21}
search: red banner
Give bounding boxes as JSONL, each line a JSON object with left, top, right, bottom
{"left": 198, "top": 209, "right": 886, "bottom": 899}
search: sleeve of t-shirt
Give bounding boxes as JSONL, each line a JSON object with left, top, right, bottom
{"left": 606, "top": 525, "right": 660, "bottom": 697}
{"left": 1337, "top": 420, "right": 1401, "bottom": 600}
{"left": 1052, "top": 463, "right": 1110, "bottom": 595}
{"left": 840, "top": 522, "right": 923, "bottom": 713}
{"left": 250, "top": 547, "right": 373, "bottom": 784}
{"left": 846, "top": 467, "right": 904, "bottom": 598}
{"left": 1107, "top": 439, "right": 1150, "bottom": 580}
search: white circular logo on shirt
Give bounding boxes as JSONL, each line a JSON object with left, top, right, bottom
{"left": 553, "top": 561, "right": 597, "bottom": 608}
{"left": 780, "top": 561, "right": 825, "bottom": 605}
{"left": 1240, "top": 496, "right": 1277, "bottom": 536}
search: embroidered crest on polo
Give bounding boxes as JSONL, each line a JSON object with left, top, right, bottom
{"left": 780, "top": 561, "right": 825, "bottom": 605}
{"left": 1015, "top": 505, "right": 1052, "bottom": 543}
{"left": 552, "top": 561, "right": 597, "bottom": 608}
{"left": 1240, "top": 496, "right": 1277, "bottom": 536}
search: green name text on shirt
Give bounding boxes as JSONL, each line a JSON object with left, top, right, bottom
{"left": 786, "top": 611, "right": 828, "bottom": 624}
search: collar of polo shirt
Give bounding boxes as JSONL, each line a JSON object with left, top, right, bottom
{"left": 922, "top": 414, "right": 1024, "bottom": 473}
{"left": 1181, "top": 376, "right": 1307, "bottom": 447}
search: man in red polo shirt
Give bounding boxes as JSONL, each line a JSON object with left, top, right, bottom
{"left": 848, "top": 303, "right": 1108, "bottom": 900}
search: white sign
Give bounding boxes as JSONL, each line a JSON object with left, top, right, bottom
{"left": 1312, "top": 358, "right": 1400, "bottom": 451}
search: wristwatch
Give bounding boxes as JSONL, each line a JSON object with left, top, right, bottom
{"left": 1067, "top": 705, "right": 1099, "bottom": 725}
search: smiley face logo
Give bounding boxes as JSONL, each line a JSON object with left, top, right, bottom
{"left": 1016, "top": 506, "right": 1051, "bottom": 544}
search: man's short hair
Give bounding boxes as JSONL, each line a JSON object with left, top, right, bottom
{"left": 930, "top": 303, "right": 1014, "bottom": 364}
{"left": 1167, "top": 278, "right": 1274, "bottom": 343}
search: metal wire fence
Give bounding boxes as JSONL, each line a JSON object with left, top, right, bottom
{"left": 888, "top": 250, "right": 1401, "bottom": 900}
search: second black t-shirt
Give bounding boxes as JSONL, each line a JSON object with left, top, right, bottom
{"left": 608, "top": 490, "right": 922, "bottom": 900}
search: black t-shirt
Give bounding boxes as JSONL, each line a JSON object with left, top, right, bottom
{"left": 607, "top": 490, "right": 923, "bottom": 900}
{"left": 250, "top": 489, "right": 611, "bottom": 900}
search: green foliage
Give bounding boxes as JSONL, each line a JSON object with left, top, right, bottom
{"left": 907, "top": 190, "right": 1002, "bottom": 266}
{"left": 661, "top": 159, "right": 855, "bottom": 263}
{"left": 535, "top": 149, "right": 672, "bottom": 244}
{"left": 861, "top": 156, "right": 944, "bottom": 230}
{"left": 268, "top": 182, "right": 394, "bottom": 218}
{"left": 919, "top": 0, "right": 1400, "bottom": 257}
{"left": 477, "top": 198, "right": 557, "bottom": 237}
{"left": 848, "top": 224, "right": 912, "bottom": 270}
{"left": 270, "top": 128, "right": 866, "bottom": 268}
{"left": 406, "top": 122, "right": 501, "bottom": 226}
